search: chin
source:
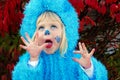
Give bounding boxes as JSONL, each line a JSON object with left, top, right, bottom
{"left": 43, "top": 46, "right": 59, "bottom": 54}
{"left": 44, "top": 50, "right": 55, "bottom": 54}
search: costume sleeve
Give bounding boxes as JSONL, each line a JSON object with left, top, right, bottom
{"left": 28, "top": 60, "right": 39, "bottom": 67}
{"left": 77, "top": 57, "right": 108, "bottom": 80}
{"left": 80, "top": 60, "right": 94, "bottom": 78}
{"left": 88, "top": 57, "right": 108, "bottom": 80}
{"left": 12, "top": 53, "right": 44, "bottom": 80}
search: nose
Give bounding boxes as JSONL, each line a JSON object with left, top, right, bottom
{"left": 44, "top": 30, "right": 50, "bottom": 35}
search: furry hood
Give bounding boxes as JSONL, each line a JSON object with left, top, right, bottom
{"left": 20, "top": 0, "right": 79, "bottom": 51}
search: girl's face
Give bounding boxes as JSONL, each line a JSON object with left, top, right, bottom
{"left": 36, "top": 16, "right": 62, "bottom": 54}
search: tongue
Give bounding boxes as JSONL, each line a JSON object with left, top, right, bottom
{"left": 46, "top": 42, "right": 52, "bottom": 48}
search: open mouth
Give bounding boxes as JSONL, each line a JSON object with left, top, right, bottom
{"left": 45, "top": 39, "right": 53, "bottom": 48}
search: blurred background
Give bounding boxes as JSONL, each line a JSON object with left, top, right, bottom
{"left": 0, "top": 0, "right": 120, "bottom": 80}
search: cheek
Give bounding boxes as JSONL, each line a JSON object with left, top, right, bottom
{"left": 37, "top": 32, "right": 44, "bottom": 42}
{"left": 55, "top": 36, "right": 61, "bottom": 43}
{"left": 38, "top": 31, "right": 44, "bottom": 37}
{"left": 53, "top": 30, "right": 62, "bottom": 43}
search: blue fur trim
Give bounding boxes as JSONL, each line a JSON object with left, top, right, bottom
{"left": 12, "top": 51, "right": 108, "bottom": 80}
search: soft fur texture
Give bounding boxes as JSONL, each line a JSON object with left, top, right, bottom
{"left": 12, "top": 0, "right": 108, "bottom": 80}
{"left": 19, "top": 0, "right": 79, "bottom": 51}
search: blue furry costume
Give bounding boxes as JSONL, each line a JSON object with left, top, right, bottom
{"left": 12, "top": 0, "right": 108, "bottom": 80}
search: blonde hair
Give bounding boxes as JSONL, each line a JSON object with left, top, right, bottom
{"left": 33, "top": 11, "right": 68, "bottom": 54}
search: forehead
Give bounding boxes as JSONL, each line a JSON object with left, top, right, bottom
{"left": 37, "top": 12, "right": 62, "bottom": 25}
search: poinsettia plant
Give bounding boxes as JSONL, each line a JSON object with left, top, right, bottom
{"left": 0, "top": 0, "right": 120, "bottom": 80}
{"left": 0, "top": 0, "right": 24, "bottom": 37}
{"left": 0, "top": 0, "right": 27, "bottom": 80}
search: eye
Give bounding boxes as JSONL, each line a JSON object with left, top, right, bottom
{"left": 38, "top": 26, "right": 44, "bottom": 31}
{"left": 51, "top": 25, "right": 57, "bottom": 30}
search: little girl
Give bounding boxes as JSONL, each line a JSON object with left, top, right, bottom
{"left": 12, "top": 0, "right": 108, "bottom": 80}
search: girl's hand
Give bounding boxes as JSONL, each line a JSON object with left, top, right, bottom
{"left": 73, "top": 42, "right": 95, "bottom": 69}
{"left": 20, "top": 32, "right": 48, "bottom": 61}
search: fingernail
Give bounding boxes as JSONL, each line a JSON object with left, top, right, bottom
{"left": 82, "top": 43, "right": 84, "bottom": 45}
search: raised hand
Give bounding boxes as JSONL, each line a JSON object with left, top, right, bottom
{"left": 73, "top": 42, "right": 95, "bottom": 69}
{"left": 20, "top": 32, "right": 48, "bottom": 61}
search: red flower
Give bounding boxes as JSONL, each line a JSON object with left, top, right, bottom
{"left": 110, "top": 4, "right": 119, "bottom": 18}
{"left": 79, "top": 20, "right": 84, "bottom": 32}
{"left": 0, "top": 10, "right": 3, "bottom": 35}
{"left": 0, "top": 0, "right": 23, "bottom": 37}
{"left": 115, "top": 13, "right": 120, "bottom": 23}
{"left": 1, "top": 75, "right": 7, "bottom": 80}
{"left": 84, "top": 16, "right": 96, "bottom": 26}
{"left": 85, "top": 0, "right": 99, "bottom": 10}
{"left": 110, "top": 4, "right": 119, "bottom": 13}
{"left": 3, "top": 16, "right": 9, "bottom": 33}
{"left": 118, "top": 4, "right": 120, "bottom": 10}
{"left": 69, "top": 0, "right": 84, "bottom": 15}
{"left": 13, "top": 48, "right": 21, "bottom": 61}
{"left": 7, "top": 63, "right": 14, "bottom": 73}
{"left": 106, "top": 0, "right": 117, "bottom": 4}
{"left": 97, "top": 5, "right": 106, "bottom": 15}
{"left": 79, "top": 16, "right": 96, "bottom": 32}
{"left": 101, "top": 5, "right": 106, "bottom": 15}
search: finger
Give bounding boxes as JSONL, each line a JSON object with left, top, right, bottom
{"left": 73, "top": 58, "right": 86, "bottom": 67}
{"left": 25, "top": 33, "right": 32, "bottom": 43}
{"left": 73, "top": 50, "right": 81, "bottom": 54}
{"left": 72, "top": 58, "right": 80, "bottom": 64}
{"left": 21, "top": 37, "right": 29, "bottom": 46}
{"left": 82, "top": 43, "right": 88, "bottom": 54}
{"left": 34, "top": 32, "right": 39, "bottom": 44}
{"left": 39, "top": 43, "right": 48, "bottom": 50}
{"left": 19, "top": 44, "right": 27, "bottom": 50}
{"left": 78, "top": 42, "right": 83, "bottom": 51}
{"left": 89, "top": 48, "right": 95, "bottom": 57}
{"left": 74, "top": 50, "right": 85, "bottom": 57}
